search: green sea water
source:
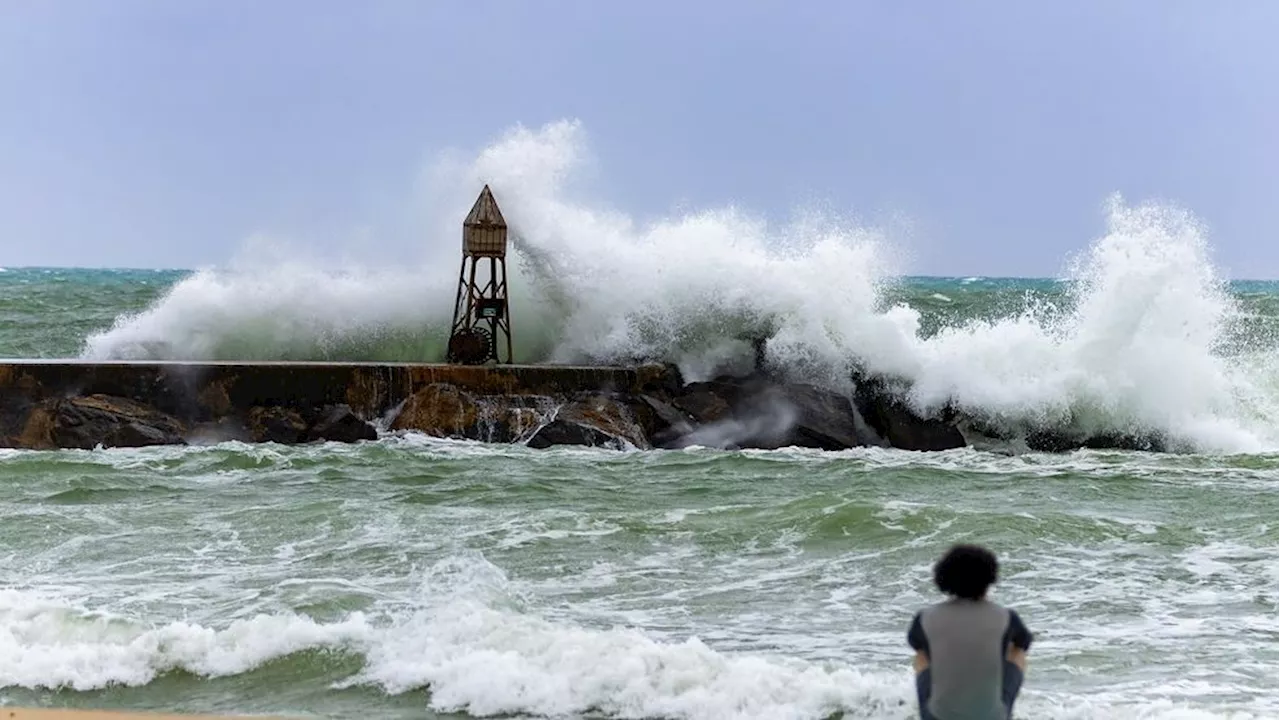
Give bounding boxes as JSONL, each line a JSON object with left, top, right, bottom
{"left": 0, "top": 267, "right": 1276, "bottom": 719}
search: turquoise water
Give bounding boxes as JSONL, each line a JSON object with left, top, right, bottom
{"left": 0, "top": 267, "right": 1276, "bottom": 719}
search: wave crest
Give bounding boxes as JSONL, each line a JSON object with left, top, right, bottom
{"left": 80, "top": 121, "right": 1277, "bottom": 453}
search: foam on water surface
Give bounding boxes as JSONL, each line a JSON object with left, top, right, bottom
{"left": 0, "top": 437, "right": 1275, "bottom": 718}
{"left": 1, "top": 548, "right": 1273, "bottom": 720}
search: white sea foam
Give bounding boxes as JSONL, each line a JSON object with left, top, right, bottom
{"left": 0, "top": 588, "right": 370, "bottom": 690}
{"left": 79, "top": 244, "right": 459, "bottom": 362}
{"left": 2, "top": 553, "right": 1270, "bottom": 720}
{"left": 0, "top": 564, "right": 912, "bottom": 719}
{"left": 80, "top": 120, "right": 1277, "bottom": 453}
{"left": 898, "top": 198, "right": 1276, "bottom": 453}
{"left": 359, "top": 602, "right": 908, "bottom": 719}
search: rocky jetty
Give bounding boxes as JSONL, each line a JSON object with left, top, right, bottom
{"left": 0, "top": 361, "right": 1165, "bottom": 453}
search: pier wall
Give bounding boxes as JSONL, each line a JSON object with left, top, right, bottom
{"left": 3, "top": 359, "right": 1141, "bottom": 454}
{"left": 0, "top": 361, "right": 678, "bottom": 450}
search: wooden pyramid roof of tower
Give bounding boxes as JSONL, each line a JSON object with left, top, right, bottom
{"left": 464, "top": 185, "right": 506, "bottom": 228}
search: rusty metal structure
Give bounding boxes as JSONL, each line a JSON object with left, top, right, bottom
{"left": 446, "top": 185, "right": 512, "bottom": 364}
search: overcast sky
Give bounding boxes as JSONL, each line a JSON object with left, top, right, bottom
{"left": 1, "top": 1, "right": 1275, "bottom": 278}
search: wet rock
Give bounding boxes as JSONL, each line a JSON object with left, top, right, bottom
{"left": 671, "top": 381, "right": 871, "bottom": 451}
{"left": 50, "top": 395, "right": 186, "bottom": 449}
{"left": 774, "top": 383, "right": 872, "bottom": 450}
{"left": 187, "top": 416, "right": 253, "bottom": 445}
{"left": 478, "top": 403, "right": 548, "bottom": 444}
{"left": 389, "top": 384, "right": 553, "bottom": 443}
{"left": 672, "top": 385, "right": 795, "bottom": 450}
{"left": 634, "top": 362, "right": 685, "bottom": 398}
{"left": 0, "top": 371, "right": 47, "bottom": 449}
{"left": 528, "top": 394, "right": 650, "bottom": 450}
{"left": 953, "top": 412, "right": 1169, "bottom": 454}
{"left": 17, "top": 402, "right": 56, "bottom": 450}
{"left": 1025, "top": 428, "right": 1167, "bottom": 453}
{"left": 671, "top": 384, "right": 734, "bottom": 424}
{"left": 852, "top": 377, "right": 966, "bottom": 451}
{"left": 390, "top": 383, "right": 479, "bottom": 438}
{"left": 306, "top": 404, "right": 377, "bottom": 443}
{"left": 247, "top": 406, "right": 308, "bottom": 444}
{"left": 631, "top": 394, "right": 695, "bottom": 448}
{"left": 527, "top": 417, "right": 624, "bottom": 449}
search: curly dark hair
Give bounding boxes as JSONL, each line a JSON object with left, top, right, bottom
{"left": 933, "top": 544, "right": 999, "bottom": 600}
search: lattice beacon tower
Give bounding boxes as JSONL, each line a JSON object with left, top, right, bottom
{"left": 446, "top": 185, "right": 512, "bottom": 364}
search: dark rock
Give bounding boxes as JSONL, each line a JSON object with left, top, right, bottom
{"left": 631, "top": 394, "right": 695, "bottom": 447}
{"left": 641, "top": 395, "right": 694, "bottom": 429}
{"left": 527, "top": 418, "right": 624, "bottom": 449}
{"left": 1025, "top": 429, "right": 1167, "bottom": 453}
{"left": 528, "top": 394, "right": 650, "bottom": 450}
{"left": 675, "top": 383, "right": 796, "bottom": 450}
{"left": 677, "top": 381, "right": 872, "bottom": 451}
{"left": 473, "top": 396, "right": 553, "bottom": 444}
{"left": 955, "top": 411, "right": 1170, "bottom": 453}
{"left": 306, "top": 404, "right": 377, "bottom": 443}
{"left": 187, "top": 417, "right": 253, "bottom": 445}
{"left": 671, "top": 385, "right": 734, "bottom": 424}
{"left": 16, "top": 402, "right": 56, "bottom": 450}
{"left": 0, "top": 370, "right": 46, "bottom": 449}
{"left": 388, "top": 383, "right": 554, "bottom": 443}
{"left": 390, "top": 383, "right": 479, "bottom": 437}
{"left": 852, "top": 377, "right": 966, "bottom": 451}
{"left": 656, "top": 374, "right": 872, "bottom": 451}
{"left": 50, "top": 395, "right": 186, "bottom": 449}
{"left": 634, "top": 362, "right": 685, "bottom": 398}
{"left": 248, "top": 406, "right": 308, "bottom": 444}
{"left": 775, "top": 383, "right": 874, "bottom": 450}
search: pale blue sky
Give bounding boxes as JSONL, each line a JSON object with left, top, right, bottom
{"left": 1, "top": 1, "right": 1275, "bottom": 277}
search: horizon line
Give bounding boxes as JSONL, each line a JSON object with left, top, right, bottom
{"left": 1, "top": 265, "right": 1276, "bottom": 283}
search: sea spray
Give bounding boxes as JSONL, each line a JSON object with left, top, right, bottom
{"left": 78, "top": 241, "right": 458, "bottom": 362}
{"left": 897, "top": 196, "right": 1268, "bottom": 452}
{"left": 79, "top": 120, "right": 1278, "bottom": 453}
{"left": 81, "top": 121, "right": 904, "bottom": 381}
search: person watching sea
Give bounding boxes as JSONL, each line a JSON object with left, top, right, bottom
{"left": 908, "top": 544, "right": 1033, "bottom": 720}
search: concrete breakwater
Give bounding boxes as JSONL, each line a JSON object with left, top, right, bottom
{"left": 0, "top": 360, "right": 945, "bottom": 452}
{"left": 0, "top": 360, "right": 1162, "bottom": 453}
{"left": 0, "top": 361, "right": 666, "bottom": 449}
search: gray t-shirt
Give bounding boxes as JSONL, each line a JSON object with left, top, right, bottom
{"left": 908, "top": 598, "right": 1033, "bottom": 720}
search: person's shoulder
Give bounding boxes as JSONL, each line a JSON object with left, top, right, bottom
{"left": 996, "top": 603, "right": 1030, "bottom": 621}
{"left": 1006, "top": 606, "right": 1032, "bottom": 626}
{"left": 917, "top": 600, "right": 949, "bottom": 618}
{"left": 1000, "top": 604, "right": 1035, "bottom": 648}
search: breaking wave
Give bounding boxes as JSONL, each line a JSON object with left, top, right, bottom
{"left": 1, "top": 553, "right": 1271, "bottom": 720}
{"left": 80, "top": 120, "right": 1278, "bottom": 453}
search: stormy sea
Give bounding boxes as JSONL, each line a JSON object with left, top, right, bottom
{"left": 0, "top": 124, "right": 1276, "bottom": 719}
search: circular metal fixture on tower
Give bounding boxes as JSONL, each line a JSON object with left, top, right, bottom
{"left": 446, "top": 326, "right": 494, "bottom": 365}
